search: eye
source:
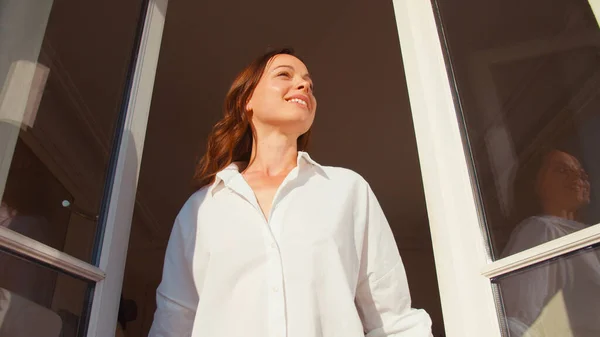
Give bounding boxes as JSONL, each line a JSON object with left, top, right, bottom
{"left": 277, "top": 71, "right": 291, "bottom": 78}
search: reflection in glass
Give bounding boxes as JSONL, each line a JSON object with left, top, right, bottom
{"left": 0, "top": 248, "right": 92, "bottom": 337}
{"left": 496, "top": 245, "right": 600, "bottom": 337}
{"left": 0, "top": 0, "right": 144, "bottom": 262}
{"left": 435, "top": 0, "right": 600, "bottom": 258}
{"left": 503, "top": 150, "right": 590, "bottom": 256}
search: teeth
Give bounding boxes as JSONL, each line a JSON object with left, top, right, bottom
{"left": 287, "top": 98, "right": 307, "bottom": 106}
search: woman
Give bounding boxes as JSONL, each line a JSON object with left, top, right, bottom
{"left": 148, "top": 48, "right": 432, "bottom": 337}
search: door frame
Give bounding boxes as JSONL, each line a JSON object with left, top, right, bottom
{"left": 104, "top": 1, "right": 504, "bottom": 335}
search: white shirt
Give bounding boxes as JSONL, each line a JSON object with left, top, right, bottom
{"left": 148, "top": 152, "right": 432, "bottom": 337}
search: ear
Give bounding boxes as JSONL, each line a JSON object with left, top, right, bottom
{"left": 245, "top": 97, "right": 252, "bottom": 112}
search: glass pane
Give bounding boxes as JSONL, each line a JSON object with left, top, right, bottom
{"left": 435, "top": 0, "right": 600, "bottom": 259}
{"left": 495, "top": 244, "right": 600, "bottom": 336}
{"left": 0, "top": 248, "right": 93, "bottom": 337}
{"left": 0, "top": 0, "right": 144, "bottom": 262}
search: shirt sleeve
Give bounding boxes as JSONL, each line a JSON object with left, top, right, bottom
{"left": 354, "top": 183, "right": 433, "bottom": 337}
{"left": 148, "top": 201, "right": 201, "bottom": 337}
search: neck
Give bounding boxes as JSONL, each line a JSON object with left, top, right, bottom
{"left": 541, "top": 203, "right": 576, "bottom": 220}
{"left": 245, "top": 131, "right": 299, "bottom": 177}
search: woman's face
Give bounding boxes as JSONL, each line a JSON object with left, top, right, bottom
{"left": 246, "top": 54, "right": 316, "bottom": 137}
{"left": 537, "top": 150, "right": 591, "bottom": 211}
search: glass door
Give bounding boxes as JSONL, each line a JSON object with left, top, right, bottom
{"left": 0, "top": 0, "right": 167, "bottom": 336}
{"left": 435, "top": 0, "right": 600, "bottom": 335}
{"left": 393, "top": 0, "right": 600, "bottom": 335}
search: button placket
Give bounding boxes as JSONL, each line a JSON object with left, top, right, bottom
{"left": 268, "top": 259, "right": 286, "bottom": 337}
{"left": 266, "top": 208, "right": 287, "bottom": 337}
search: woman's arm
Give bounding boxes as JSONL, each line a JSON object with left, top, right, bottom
{"left": 355, "top": 182, "right": 433, "bottom": 337}
{"left": 148, "top": 200, "right": 202, "bottom": 337}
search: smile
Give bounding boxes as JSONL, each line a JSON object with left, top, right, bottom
{"left": 286, "top": 98, "right": 308, "bottom": 107}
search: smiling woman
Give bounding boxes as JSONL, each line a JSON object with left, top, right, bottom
{"left": 148, "top": 48, "right": 433, "bottom": 337}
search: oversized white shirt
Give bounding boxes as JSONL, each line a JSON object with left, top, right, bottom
{"left": 148, "top": 152, "right": 432, "bottom": 337}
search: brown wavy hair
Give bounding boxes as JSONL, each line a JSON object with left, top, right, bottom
{"left": 193, "top": 48, "right": 312, "bottom": 189}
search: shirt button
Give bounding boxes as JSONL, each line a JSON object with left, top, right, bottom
{"left": 272, "top": 286, "right": 279, "bottom": 292}
{"left": 271, "top": 242, "right": 277, "bottom": 249}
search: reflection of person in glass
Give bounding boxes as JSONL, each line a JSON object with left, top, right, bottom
{"left": 501, "top": 149, "right": 600, "bottom": 336}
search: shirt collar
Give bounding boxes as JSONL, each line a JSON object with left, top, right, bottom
{"left": 209, "top": 151, "right": 328, "bottom": 196}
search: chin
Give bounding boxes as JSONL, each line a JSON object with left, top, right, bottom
{"left": 283, "top": 124, "right": 312, "bottom": 137}
{"left": 278, "top": 117, "right": 314, "bottom": 134}
{"left": 572, "top": 197, "right": 590, "bottom": 210}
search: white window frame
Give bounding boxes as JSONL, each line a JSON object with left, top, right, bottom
{"left": 85, "top": 0, "right": 168, "bottom": 335}
{"left": 391, "top": 1, "right": 502, "bottom": 335}
{"left": 392, "top": 0, "right": 600, "bottom": 336}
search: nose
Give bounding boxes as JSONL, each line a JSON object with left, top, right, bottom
{"left": 295, "top": 78, "right": 312, "bottom": 93}
{"left": 571, "top": 169, "right": 589, "bottom": 183}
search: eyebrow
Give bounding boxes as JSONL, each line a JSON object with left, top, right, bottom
{"left": 272, "top": 65, "right": 313, "bottom": 82}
